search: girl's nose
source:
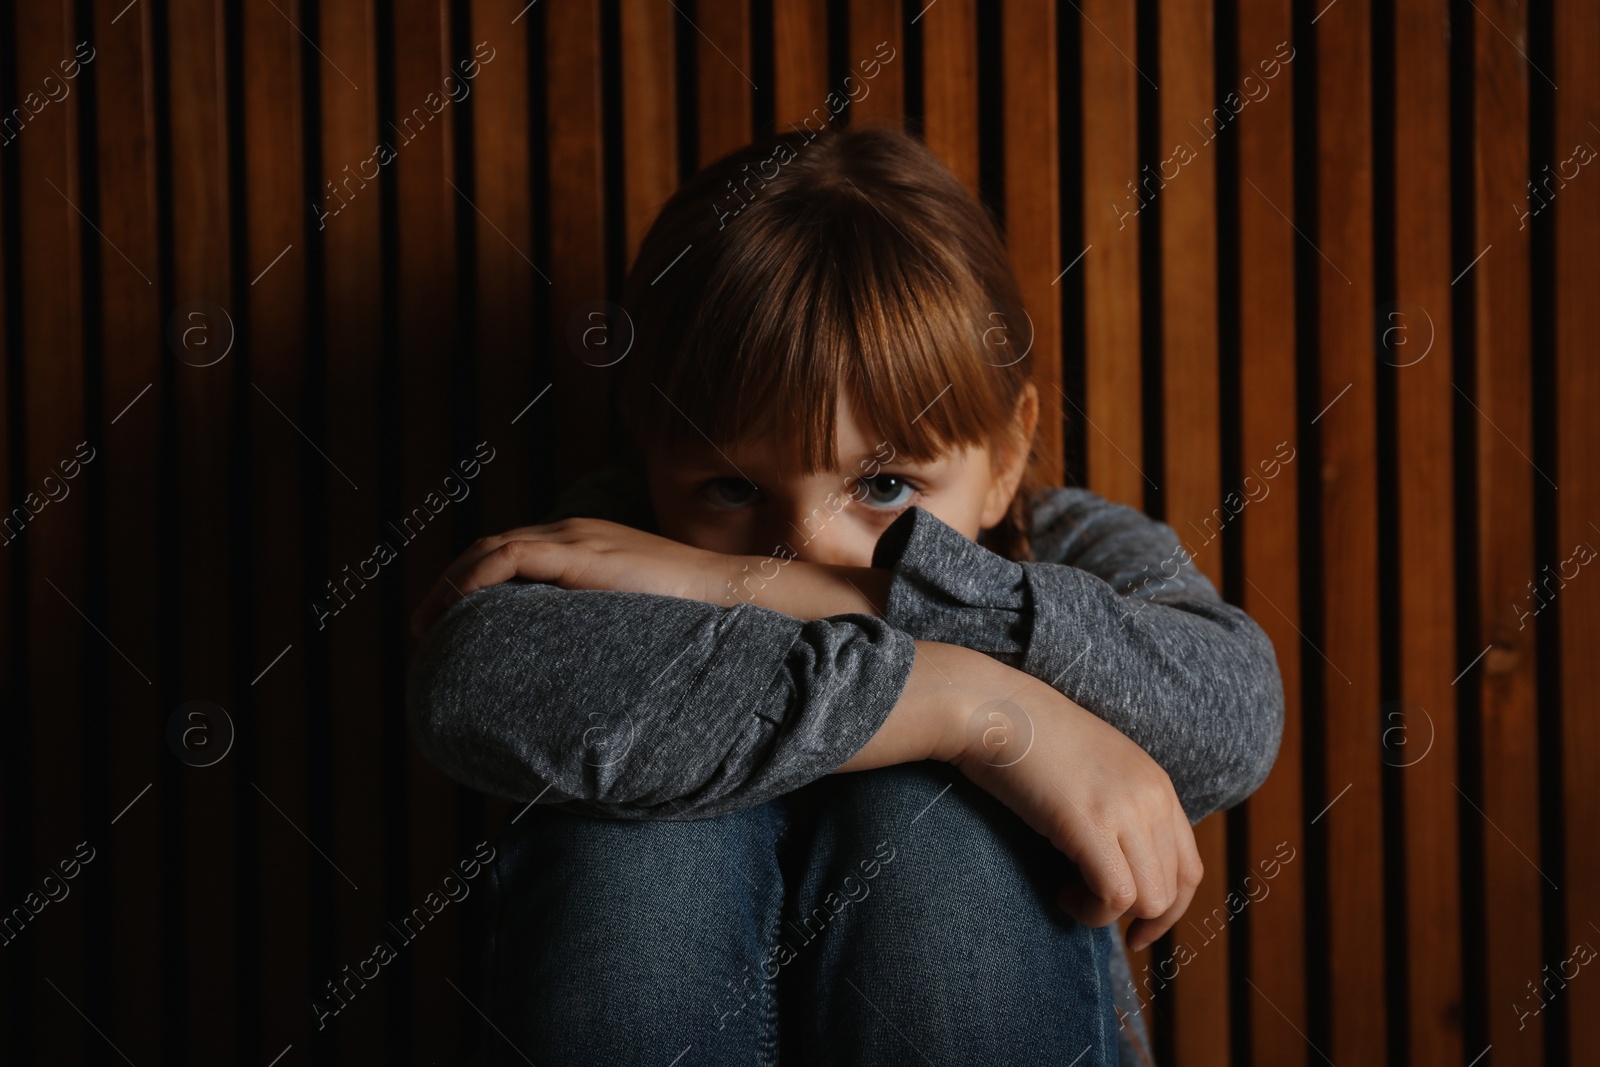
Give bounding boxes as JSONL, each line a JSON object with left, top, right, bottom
{"left": 766, "top": 507, "right": 860, "bottom": 567}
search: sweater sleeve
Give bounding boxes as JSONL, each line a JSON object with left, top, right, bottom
{"left": 869, "top": 487, "right": 1285, "bottom": 824}
{"left": 405, "top": 467, "right": 918, "bottom": 821}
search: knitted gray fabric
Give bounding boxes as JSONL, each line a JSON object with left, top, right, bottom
{"left": 406, "top": 463, "right": 1285, "bottom": 1065}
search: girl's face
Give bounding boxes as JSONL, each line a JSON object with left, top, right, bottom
{"left": 644, "top": 385, "right": 1038, "bottom": 566}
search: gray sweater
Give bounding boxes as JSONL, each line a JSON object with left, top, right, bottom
{"left": 406, "top": 463, "right": 1285, "bottom": 825}
{"left": 405, "top": 464, "right": 1285, "bottom": 1065}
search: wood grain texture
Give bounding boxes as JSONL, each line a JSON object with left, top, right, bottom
{"left": 848, "top": 0, "right": 902, "bottom": 127}
{"left": 243, "top": 0, "right": 311, "bottom": 1060}
{"left": 1470, "top": 0, "right": 1545, "bottom": 1059}
{"left": 164, "top": 0, "right": 235, "bottom": 1059}
{"left": 391, "top": 3, "right": 460, "bottom": 1060}
{"left": 89, "top": 0, "right": 164, "bottom": 1059}
{"left": 1554, "top": 0, "right": 1600, "bottom": 1062}
{"left": 1392, "top": 1, "right": 1464, "bottom": 1062}
{"left": 694, "top": 0, "right": 752, "bottom": 163}
{"left": 316, "top": 0, "right": 386, "bottom": 1059}
{"left": 919, "top": 0, "right": 978, "bottom": 197}
{"left": 547, "top": 0, "right": 609, "bottom": 487}
{"left": 622, "top": 0, "right": 678, "bottom": 264}
{"left": 772, "top": 0, "right": 829, "bottom": 135}
{"left": 14, "top": 1, "right": 87, "bottom": 1060}
{"left": 1003, "top": 0, "right": 1060, "bottom": 491}
{"left": 1314, "top": 1, "right": 1388, "bottom": 1062}
{"left": 1076, "top": 0, "right": 1143, "bottom": 506}
{"left": 1155, "top": 2, "right": 1229, "bottom": 1064}
{"left": 1235, "top": 4, "right": 1308, "bottom": 1066}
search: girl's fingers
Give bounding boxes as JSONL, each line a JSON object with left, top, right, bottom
{"left": 1117, "top": 824, "right": 1174, "bottom": 922}
{"left": 1126, "top": 875, "right": 1198, "bottom": 953}
{"left": 415, "top": 541, "right": 565, "bottom": 635}
{"left": 1125, "top": 808, "right": 1204, "bottom": 952}
{"left": 1058, "top": 835, "right": 1138, "bottom": 929}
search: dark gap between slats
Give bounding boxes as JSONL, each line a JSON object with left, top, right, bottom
{"left": 148, "top": 0, "right": 189, "bottom": 1059}
{"left": 220, "top": 1, "right": 261, "bottom": 1058}
{"left": 1135, "top": 0, "right": 1164, "bottom": 525}
{"left": 1289, "top": 0, "right": 1333, "bottom": 1055}
{"left": 71, "top": 0, "right": 113, "bottom": 1042}
{"left": 1369, "top": 3, "right": 1408, "bottom": 1066}
{"left": 1526, "top": 3, "right": 1568, "bottom": 1063}
{"left": 751, "top": 0, "right": 775, "bottom": 138}
{"left": 975, "top": 2, "right": 1003, "bottom": 231}
{"left": 826, "top": 0, "right": 847, "bottom": 127}
{"left": 902, "top": 0, "right": 923, "bottom": 139}
{"left": 601, "top": 0, "right": 630, "bottom": 470}
{"left": 1057, "top": 0, "right": 1087, "bottom": 490}
{"left": 600, "top": 0, "right": 627, "bottom": 300}
{"left": 1214, "top": 0, "right": 1252, "bottom": 1061}
{"left": 374, "top": 2, "right": 415, "bottom": 1057}
{"left": 677, "top": 0, "right": 700, "bottom": 182}
{"left": 448, "top": 0, "right": 487, "bottom": 1051}
{"left": 528, "top": 1, "right": 556, "bottom": 494}
{"left": 297, "top": 0, "right": 338, "bottom": 1060}
{"left": 0, "top": 0, "right": 37, "bottom": 1055}
{"left": 1446, "top": 0, "right": 1487, "bottom": 1056}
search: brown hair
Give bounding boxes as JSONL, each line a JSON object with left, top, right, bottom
{"left": 611, "top": 122, "right": 1045, "bottom": 561}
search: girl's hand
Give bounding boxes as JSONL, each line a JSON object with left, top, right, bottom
{"left": 949, "top": 666, "right": 1204, "bottom": 952}
{"left": 843, "top": 639, "right": 1205, "bottom": 952}
{"left": 408, "top": 517, "right": 736, "bottom": 639}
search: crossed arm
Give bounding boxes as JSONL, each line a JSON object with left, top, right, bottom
{"left": 405, "top": 473, "right": 1285, "bottom": 951}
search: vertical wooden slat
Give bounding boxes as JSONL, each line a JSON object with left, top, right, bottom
{"left": 848, "top": 0, "right": 902, "bottom": 128}
{"left": 243, "top": 0, "right": 310, "bottom": 1057}
{"left": 547, "top": 0, "right": 607, "bottom": 487}
{"left": 94, "top": 0, "right": 165, "bottom": 1058}
{"left": 1392, "top": 1, "right": 1463, "bottom": 1062}
{"left": 1471, "top": 0, "right": 1544, "bottom": 1057}
{"left": 392, "top": 3, "right": 460, "bottom": 1060}
{"left": 1076, "top": 0, "right": 1141, "bottom": 505}
{"left": 1554, "top": 0, "right": 1600, "bottom": 1061}
{"left": 694, "top": 1, "right": 751, "bottom": 164}
{"left": 1315, "top": 0, "right": 1387, "bottom": 1061}
{"left": 15, "top": 1, "right": 85, "bottom": 1059}
{"left": 1236, "top": 4, "right": 1308, "bottom": 1065}
{"left": 772, "top": 0, "right": 828, "bottom": 136}
{"left": 470, "top": 0, "right": 535, "bottom": 510}
{"left": 621, "top": 0, "right": 678, "bottom": 265}
{"left": 1156, "top": 3, "right": 1230, "bottom": 1065}
{"left": 166, "top": 0, "right": 238, "bottom": 1058}
{"left": 319, "top": 0, "right": 386, "bottom": 1058}
{"left": 920, "top": 0, "right": 978, "bottom": 197}
{"left": 1002, "top": 0, "right": 1059, "bottom": 491}
{"left": 0, "top": 4, "right": 12, "bottom": 1048}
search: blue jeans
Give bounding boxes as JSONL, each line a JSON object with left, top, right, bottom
{"left": 471, "top": 760, "right": 1119, "bottom": 1065}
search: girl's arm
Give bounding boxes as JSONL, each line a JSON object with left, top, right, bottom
{"left": 758, "top": 488, "right": 1286, "bottom": 825}
{"left": 406, "top": 576, "right": 917, "bottom": 820}
{"left": 407, "top": 578, "right": 1203, "bottom": 947}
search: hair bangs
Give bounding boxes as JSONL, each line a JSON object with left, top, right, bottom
{"left": 634, "top": 182, "right": 1020, "bottom": 482}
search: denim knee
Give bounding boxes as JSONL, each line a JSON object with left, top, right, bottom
{"left": 780, "top": 761, "right": 1119, "bottom": 1066}
{"left": 474, "top": 800, "right": 790, "bottom": 1067}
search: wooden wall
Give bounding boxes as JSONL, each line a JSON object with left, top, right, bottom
{"left": 1, "top": 1, "right": 1595, "bottom": 1064}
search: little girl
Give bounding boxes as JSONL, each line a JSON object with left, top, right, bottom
{"left": 407, "top": 123, "right": 1284, "bottom": 1066}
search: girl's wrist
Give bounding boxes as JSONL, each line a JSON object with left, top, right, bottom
{"left": 720, "top": 556, "right": 890, "bottom": 620}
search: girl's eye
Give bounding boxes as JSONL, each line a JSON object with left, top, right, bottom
{"left": 704, "top": 477, "right": 760, "bottom": 508}
{"left": 860, "top": 474, "right": 920, "bottom": 509}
